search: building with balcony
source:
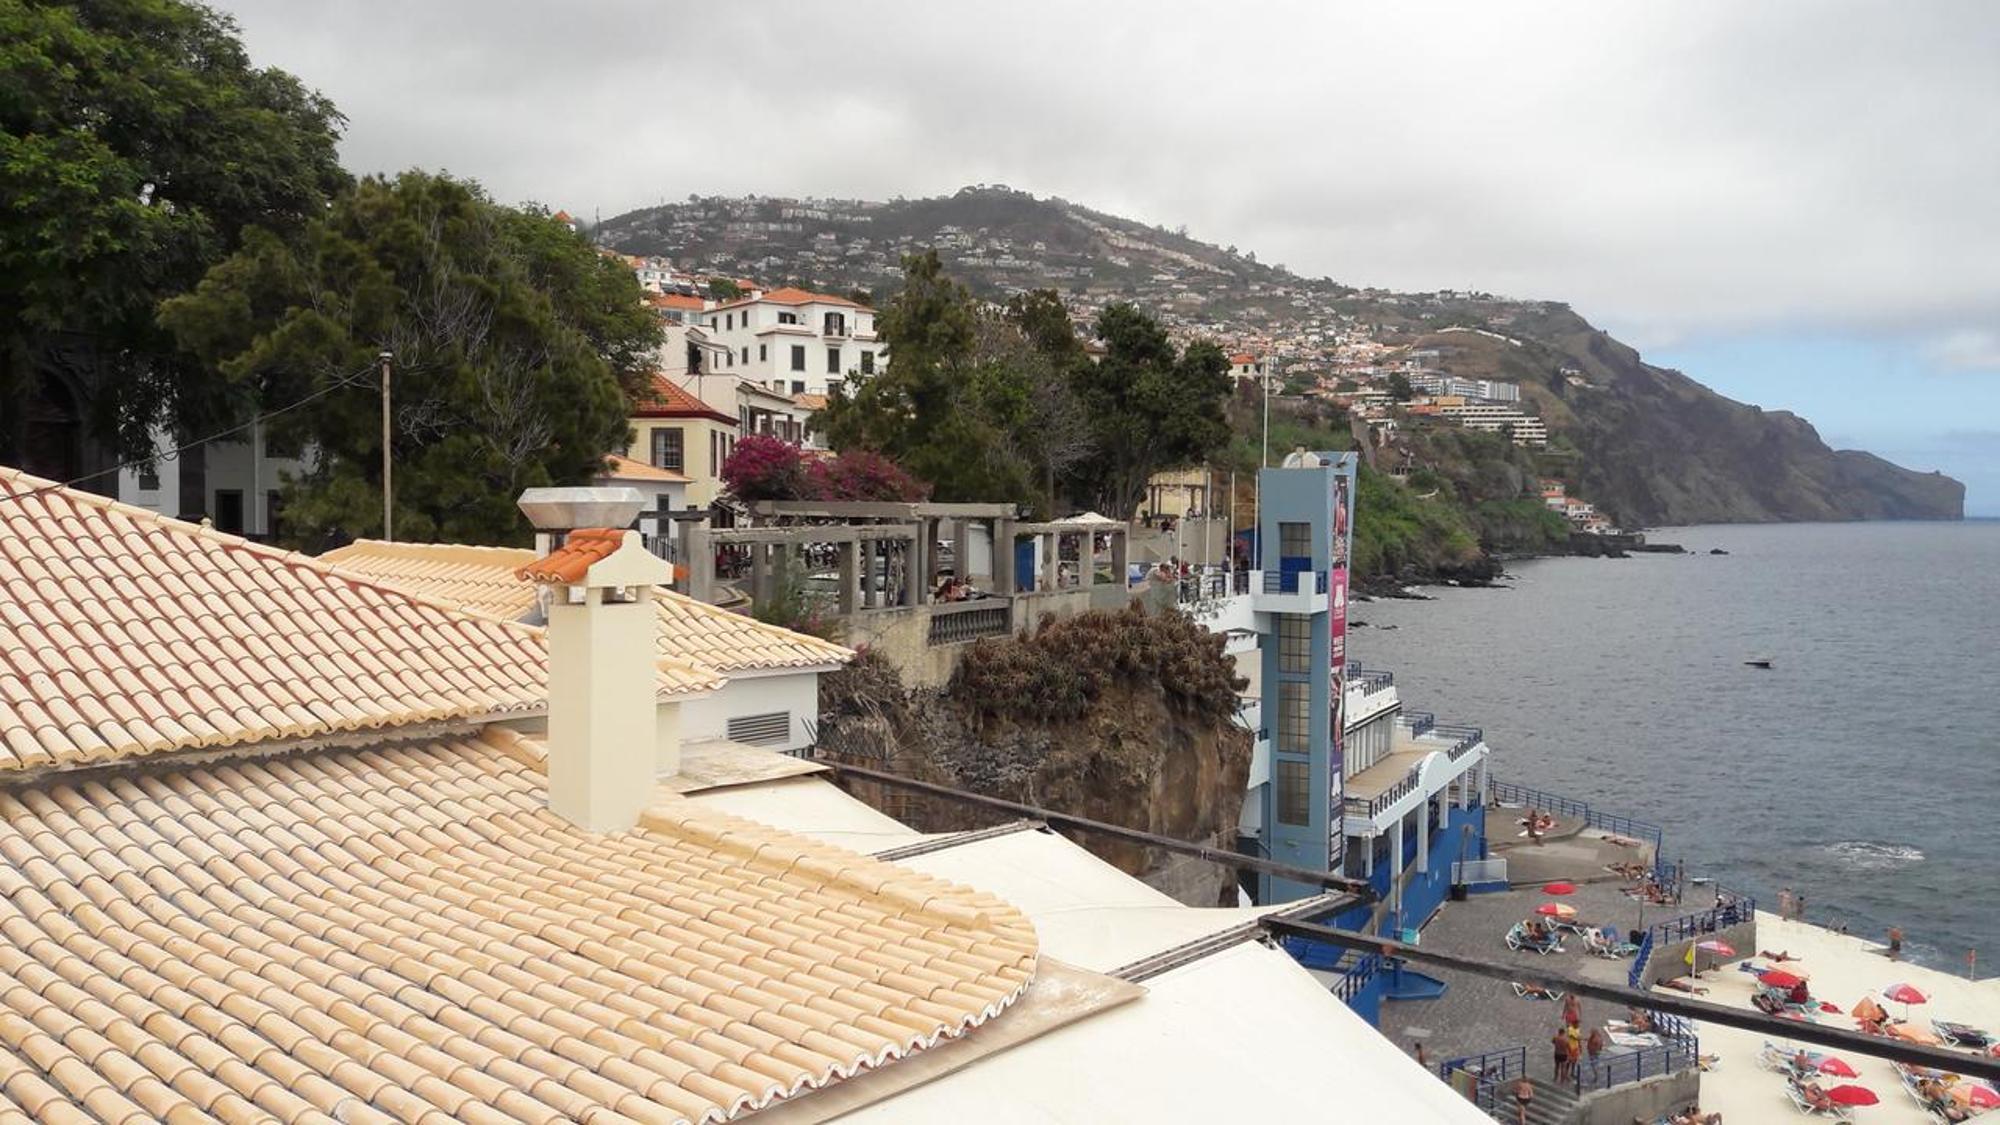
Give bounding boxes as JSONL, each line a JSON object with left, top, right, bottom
{"left": 1183, "top": 452, "right": 1496, "bottom": 1022}
{"left": 698, "top": 287, "right": 882, "bottom": 397}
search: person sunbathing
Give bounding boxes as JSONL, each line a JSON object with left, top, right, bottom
{"left": 1659, "top": 977, "right": 1710, "bottom": 995}
{"left": 1794, "top": 1080, "right": 1835, "bottom": 1112}
{"left": 1759, "top": 949, "right": 1801, "bottom": 962}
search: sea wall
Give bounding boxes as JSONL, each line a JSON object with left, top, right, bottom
{"left": 1643, "top": 919, "right": 1760, "bottom": 989}
{"left": 1578, "top": 1069, "right": 1702, "bottom": 1125}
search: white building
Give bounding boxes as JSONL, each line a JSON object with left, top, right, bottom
{"left": 1228, "top": 352, "right": 1267, "bottom": 387}
{"left": 699, "top": 287, "right": 882, "bottom": 397}
{"left": 117, "top": 421, "right": 311, "bottom": 540}
{"left": 1434, "top": 402, "right": 1548, "bottom": 446}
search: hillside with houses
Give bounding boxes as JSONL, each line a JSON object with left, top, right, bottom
{"left": 594, "top": 187, "right": 1963, "bottom": 528}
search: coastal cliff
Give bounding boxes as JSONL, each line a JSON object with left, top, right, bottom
{"left": 818, "top": 605, "right": 1251, "bottom": 905}
{"left": 1425, "top": 306, "right": 1966, "bottom": 526}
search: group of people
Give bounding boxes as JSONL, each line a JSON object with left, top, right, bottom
{"left": 1775, "top": 886, "right": 1811, "bottom": 923}
{"left": 1910, "top": 1071, "right": 1980, "bottom": 1122}
{"left": 930, "top": 575, "right": 982, "bottom": 602}
{"left": 1666, "top": 1105, "right": 1724, "bottom": 1124}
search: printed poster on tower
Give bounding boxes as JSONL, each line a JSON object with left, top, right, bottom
{"left": 1326, "top": 453, "right": 1357, "bottom": 870}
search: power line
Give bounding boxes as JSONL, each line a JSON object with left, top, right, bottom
{"left": 1, "top": 364, "right": 378, "bottom": 509}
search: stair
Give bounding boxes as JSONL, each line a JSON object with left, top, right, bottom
{"left": 1522, "top": 1077, "right": 1579, "bottom": 1125}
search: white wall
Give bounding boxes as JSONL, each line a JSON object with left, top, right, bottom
{"left": 678, "top": 667, "right": 826, "bottom": 752}
{"left": 116, "top": 423, "right": 310, "bottom": 537}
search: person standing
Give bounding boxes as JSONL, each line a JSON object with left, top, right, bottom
{"left": 1796, "top": 892, "right": 1807, "bottom": 922}
{"left": 1512, "top": 1076, "right": 1534, "bottom": 1125}
{"left": 1779, "top": 886, "right": 1795, "bottom": 920}
{"left": 1563, "top": 991, "right": 1581, "bottom": 1030}
{"left": 1888, "top": 925, "right": 1904, "bottom": 961}
{"left": 1586, "top": 1025, "right": 1607, "bottom": 1076}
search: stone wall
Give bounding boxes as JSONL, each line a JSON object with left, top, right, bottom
{"left": 1578, "top": 1069, "right": 1701, "bottom": 1125}
{"left": 1642, "top": 918, "right": 1759, "bottom": 988}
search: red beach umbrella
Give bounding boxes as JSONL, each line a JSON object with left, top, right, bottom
{"left": 1881, "top": 983, "right": 1928, "bottom": 1005}
{"left": 1542, "top": 882, "right": 1578, "bottom": 895}
{"left": 1817, "top": 1057, "right": 1860, "bottom": 1079}
{"left": 1955, "top": 1084, "right": 2000, "bottom": 1111}
{"left": 1825, "top": 1085, "right": 1879, "bottom": 1107}
{"left": 1759, "top": 969, "right": 1807, "bottom": 989}
{"left": 1535, "top": 903, "right": 1577, "bottom": 919}
{"left": 1696, "top": 940, "right": 1735, "bottom": 957}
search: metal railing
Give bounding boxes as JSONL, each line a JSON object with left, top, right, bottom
{"left": 1399, "top": 710, "right": 1436, "bottom": 737}
{"left": 1347, "top": 662, "right": 1396, "bottom": 694}
{"left": 1261, "top": 569, "right": 1328, "bottom": 594}
{"left": 1331, "top": 951, "right": 1383, "bottom": 1003}
{"left": 1439, "top": 1046, "right": 1525, "bottom": 1116}
{"left": 1489, "top": 780, "right": 1665, "bottom": 855}
{"left": 1434, "top": 723, "right": 1485, "bottom": 760}
{"left": 1345, "top": 769, "right": 1420, "bottom": 821}
{"left": 926, "top": 602, "right": 1011, "bottom": 646}
{"left": 1627, "top": 893, "right": 1757, "bottom": 990}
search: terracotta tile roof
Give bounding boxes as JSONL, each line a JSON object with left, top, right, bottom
{"left": 793, "top": 393, "right": 829, "bottom": 411}
{"left": 635, "top": 375, "right": 738, "bottom": 423}
{"left": 0, "top": 467, "right": 576, "bottom": 772}
{"left": 711, "top": 287, "right": 870, "bottom": 313}
{"left": 601, "top": 454, "right": 693, "bottom": 484}
{"left": 0, "top": 728, "right": 1037, "bottom": 1122}
{"left": 516, "top": 528, "right": 626, "bottom": 584}
{"left": 648, "top": 293, "right": 706, "bottom": 311}
{"left": 322, "top": 541, "right": 854, "bottom": 672}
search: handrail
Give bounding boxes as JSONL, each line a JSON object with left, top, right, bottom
{"left": 1490, "top": 780, "right": 1665, "bottom": 854}
{"left": 1400, "top": 710, "right": 1436, "bottom": 737}
{"left": 1439, "top": 1045, "right": 1525, "bottom": 1116}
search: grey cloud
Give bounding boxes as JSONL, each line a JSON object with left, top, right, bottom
{"left": 216, "top": 0, "right": 1999, "bottom": 348}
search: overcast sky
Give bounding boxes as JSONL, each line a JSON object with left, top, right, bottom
{"left": 218, "top": 0, "right": 2000, "bottom": 512}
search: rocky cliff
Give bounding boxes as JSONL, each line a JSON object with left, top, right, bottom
{"left": 817, "top": 605, "right": 1251, "bottom": 906}
{"left": 1446, "top": 306, "right": 1966, "bottom": 524}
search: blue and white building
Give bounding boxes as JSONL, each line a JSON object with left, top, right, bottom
{"left": 1194, "top": 450, "right": 1499, "bottom": 1019}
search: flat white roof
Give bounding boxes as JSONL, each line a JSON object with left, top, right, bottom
{"left": 852, "top": 942, "right": 1489, "bottom": 1122}
{"left": 682, "top": 774, "right": 926, "bottom": 852}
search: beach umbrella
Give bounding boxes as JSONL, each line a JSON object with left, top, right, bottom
{"left": 1817, "top": 1058, "right": 1860, "bottom": 1079}
{"left": 1953, "top": 1084, "right": 2000, "bottom": 1111}
{"left": 1759, "top": 969, "right": 1807, "bottom": 989}
{"left": 1881, "top": 983, "right": 1928, "bottom": 1005}
{"left": 1697, "top": 940, "right": 1736, "bottom": 957}
{"left": 1542, "top": 882, "right": 1577, "bottom": 895}
{"left": 1535, "top": 903, "right": 1577, "bottom": 919}
{"left": 1825, "top": 1085, "right": 1879, "bottom": 1108}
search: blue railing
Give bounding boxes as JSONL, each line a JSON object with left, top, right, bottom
{"left": 1346, "top": 662, "right": 1396, "bottom": 691}
{"left": 1440, "top": 1046, "right": 1526, "bottom": 1115}
{"left": 1401, "top": 710, "right": 1436, "bottom": 737}
{"left": 1332, "top": 951, "right": 1383, "bottom": 1003}
{"left": 1433, "top": 723, "right": 1484, "bottom": 759}
{"left": 1262, "top": 569, "right": 1329, "bottom": 594}
{"left": 1627, "top": 894, "right": 1758, "bottom": 989}
{"left": 1490, "top": 780, "right": 1665, "bottom": 855}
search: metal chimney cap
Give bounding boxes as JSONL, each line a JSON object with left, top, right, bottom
{"left": 517, "top": 486, "right": 648, "bottom": 531}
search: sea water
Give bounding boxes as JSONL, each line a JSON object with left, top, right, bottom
{"left": 1351, "top": 519, "right": 2000, "bottom": 973}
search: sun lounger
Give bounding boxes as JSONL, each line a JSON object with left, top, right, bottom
{"left": 1784, "top": 1079, "right": 1855, "bottom": 1120}
{"left": 1505, "top": 922, "right": 1564, "bottom": 955}
{"left": 1584, "top": 928, "right": 1639, "bottom": 959}
{"left": 1934, "top": 1021, "right": 1995, "bottom": 1048}
{"left": 1887, "top": 1021, "right": 1945, "bottom": 1046}
{"left": 1512, "top": 982, "right": 1563, "bottom": 1001}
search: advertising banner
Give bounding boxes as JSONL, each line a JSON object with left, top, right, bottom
{"left": 1326, "top": 453, "right": 1357, "bottom": 870}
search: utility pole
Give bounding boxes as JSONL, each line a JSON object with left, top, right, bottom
{"left": 1261, "top": 365, "right": 1271, "bottom": 468}
{"left": 379, "top": 350, "right": 394, "bottom": 542}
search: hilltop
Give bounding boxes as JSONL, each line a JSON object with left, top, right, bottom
{"left": 597, "top": 187, "right": 1963, "bottom": 527}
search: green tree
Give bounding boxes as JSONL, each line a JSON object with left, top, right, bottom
{"left": 1387, "top": 372, "right": 1414, "bottom": 402}
{"left": 0, "top": 0, "right": 349, "bottom": 458}
{"left": 816, "top": 251, "right": 1032, "bottom": 504}
{"left": 161, "top": 171, "right": 659, "bottom": 545}
{"left": 1066, "top": 303, "right": 1232, "bottom": 517}
{"left": 707, "top": 277, "right": 742, "bottom": 301}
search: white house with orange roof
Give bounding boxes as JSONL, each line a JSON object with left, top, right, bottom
{"left": 1229, "top": 352, "right": 1268, "bottom": 388}
{"left": 700, "top": 286, "right": 882, "bottom": 397}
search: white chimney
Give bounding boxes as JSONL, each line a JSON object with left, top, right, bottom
{"left": 516, "top": 490, "right": 674, "bottom": 833}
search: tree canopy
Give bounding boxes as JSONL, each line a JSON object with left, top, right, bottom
{"left": 0, "top": 0, "right": 349, "bottom": 455}
{"left": 160, "top": 171, "right": 659, "bottom": 545}
{"left": 816, "top": 255, "right": 1228, "bottom": 518}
